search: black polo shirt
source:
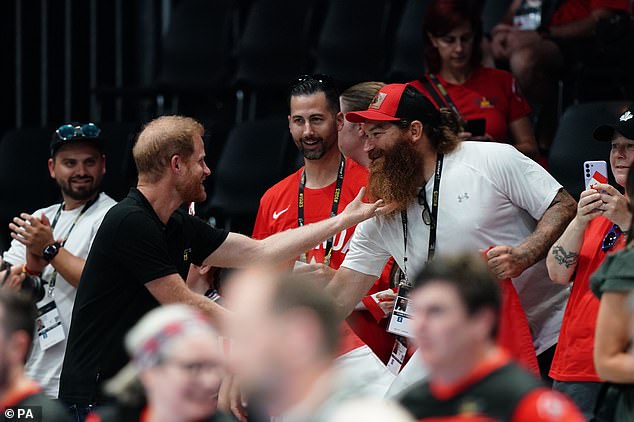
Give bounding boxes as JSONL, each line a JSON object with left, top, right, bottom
{"left": 58, "top": 188, "right": 228, "bottom": 404}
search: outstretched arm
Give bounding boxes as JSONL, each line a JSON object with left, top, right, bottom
{"left": 205, "top": 188, "right": 383, "bottom": 268}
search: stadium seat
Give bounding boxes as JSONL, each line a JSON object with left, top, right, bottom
{"left": 208, "top": 119, "right": 300, "bottom": 234}
{"left": 233, "top": 0, "right": 318, "bottom": 121}
{"left": 314, "top": 0, "right": 395, "bottom": 87}
{"left": 385, "top": 0, "right": 429, "bottom": 83}
{"left": 549, "top": 101, "right": 631, "bottom": 200}
{"left": 0, "top": 128, "right": 58, "bottom": 252}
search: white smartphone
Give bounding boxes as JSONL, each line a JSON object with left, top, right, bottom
{"left": 584, "top": 160, "right": 608, "bottom": 190}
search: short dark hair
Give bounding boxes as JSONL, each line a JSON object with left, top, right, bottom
{"left": 289, "top": 74, "right": 340, "bottom": 114}
{"left": 413, "top": 253, "right": 501, "bottom": 339}
{"left": 0, "top": 291, "right": 37, "bottom": 344}
{"left": 422, "top": 0, "right": 483, "bottom": 74}
{"left": 270, "top": 274, "right": 339, "bottom": 356}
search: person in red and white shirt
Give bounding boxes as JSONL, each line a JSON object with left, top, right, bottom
{"left": 545, "top": 107, "right": 634, "bottom": 419}
{"left": 399, "top": 253, "right": 585, "bottom": 422}
{"left": 253, "top": 74, "right": 394, "bottom": 396}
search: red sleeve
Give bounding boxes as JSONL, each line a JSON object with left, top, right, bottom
{"left": 511, "top": 389, "right": 586, "bottom": 422}
{"left": 85, "top": 414, "right": 101, "bottom": 422}
{"left": 590, "top": 0, "right": 630, "bottom": 12}
{"left": 252, "top": 197, "right": 271, "bottom": 240}
{"left": 506, "top": 74, "right": 531, "bottom": 123}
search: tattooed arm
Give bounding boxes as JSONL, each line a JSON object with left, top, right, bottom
{"left": 546, "top": 188, "right": 605, "bottom": 284}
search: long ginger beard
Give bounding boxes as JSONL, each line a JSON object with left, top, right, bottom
{"left": 368, "top": 136, "right": 424, "bottom": 213}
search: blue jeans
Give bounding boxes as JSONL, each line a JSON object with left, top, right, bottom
{"left": 553, "top": 380, "right": 607, "bottom": 421}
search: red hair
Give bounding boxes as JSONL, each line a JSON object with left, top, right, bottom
{"left": 422, "top": 0, "right": 483, "bottom": 74}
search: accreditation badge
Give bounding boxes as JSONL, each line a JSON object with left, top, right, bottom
{"left": 36, "top": 297, "right": 65, "bottom": 350}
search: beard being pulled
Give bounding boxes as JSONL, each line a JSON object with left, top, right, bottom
{"left": 368, "top": 136, "right": 424, "bottom": 214}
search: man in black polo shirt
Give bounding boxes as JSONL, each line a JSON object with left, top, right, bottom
{"left": 58, "top": 115, "right": 382, "bottom": 419}
{"left": 398, "top": 253, "right": 584, "bottom": 422}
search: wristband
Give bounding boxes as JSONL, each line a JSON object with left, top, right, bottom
{"left": 22, "top": 264, "right": 41, "bottom": 276}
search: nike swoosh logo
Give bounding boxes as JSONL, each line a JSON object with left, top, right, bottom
{"left": 272, "top": 207, "right": 290, "bottom": 220}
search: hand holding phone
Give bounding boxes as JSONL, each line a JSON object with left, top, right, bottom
{"left": 584, "top": 160, "right": 608, "bottom": 191}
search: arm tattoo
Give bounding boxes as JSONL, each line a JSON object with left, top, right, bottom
{"left": 551, "top": 245, "right": 579, "bottom": 268}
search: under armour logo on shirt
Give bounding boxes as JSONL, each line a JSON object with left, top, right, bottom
{"left": 458, "top": 193, "right": 470, "bottom": 203}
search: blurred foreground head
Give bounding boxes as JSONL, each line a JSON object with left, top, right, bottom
{"left": 225, "top": 268, "right": 339, "bottom": 414}
{"left": 106, "top": 304, "right": 223, "bottom": 421}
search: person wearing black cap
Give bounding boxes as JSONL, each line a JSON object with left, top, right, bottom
{"left": 1, "top": 123, "right": 116, "bottom": 398}
{"left": 320, "top": 83, "right": 576, "bottom": 395}
{"left": 545, "top": 105, "right": 634, "bottom": 420}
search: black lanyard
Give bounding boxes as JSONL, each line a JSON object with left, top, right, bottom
{"left": 400, "top": 154, "right": 444, "bottom": 284}
{"left": 47, "top": 194, "right": 99, "bottom": 296}
{"left": 298, "top": 155, "right": 346, "bottom": 267}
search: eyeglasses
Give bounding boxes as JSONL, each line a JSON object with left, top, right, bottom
{"left": 418, "top": 188, "right": 432, "bottom": 226}
{"left": 291, "top": 74, "right": 334, "bottom": 89}
{"left": 55, "top": 123, "right": 101, "bottom": 141}
{"left": 602, "top": 224, "right": 623, "bottom": 252}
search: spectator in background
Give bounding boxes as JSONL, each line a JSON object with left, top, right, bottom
{"left": 1, "top": 123, "right": 116, "bottom": 398}
{"left": 399, "top": 253, "right": 584, "bottom": 421}
{"left": 489, "top": 0, "right": 630, "bottom": 150}
{"left": 546, "top": 106, "right": 634, "bottom": 420}
{"left": 252, "top": 75, "right": 394, "bottom": 390}
{"left": 339, "top": 81, "right": 386, "bottom": 168}
{"left": 326, "top": 83, "right": 576, "bottom": 395}
{"left": 58, "top": 115, "right": 382, "bottom": 419}
{"left": 226, "top": 269, "right": 385, "bottom": 422}
{"left": 0, "top": 291, "right": 68, "bottom": 421}
{"left": 591, "top": 164, "right": 634, "bottom": 421}
{"left": 339, "top": 81, "right": 401, "bottom": 365}
{"left": 411, "top": 0, "right": 540, "bottom": 160}
{"left": 86, "top": 305, "right": 232, "bottom": 422}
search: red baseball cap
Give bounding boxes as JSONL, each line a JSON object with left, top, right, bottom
{"left": 345, "top": 83, "right": 440, "bottom": 124}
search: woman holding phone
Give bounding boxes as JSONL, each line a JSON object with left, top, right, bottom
{"left": 409, "top": 0, "right": 539, "bottom": 160}
{"left": 545, "top": 106, "right": 634, "bottom": 420}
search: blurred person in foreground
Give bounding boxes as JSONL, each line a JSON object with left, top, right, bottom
{"left": 86, "top": 304, "right": 231, "bottom": 422}
{"left": 0, "top": 291, "right": 67, "bottom": 421}
{"left": 412, "top": 0, "right": 539, "bottom": 160}
{"left": 591, "top": 164, "right": 634, "bottom": 420}
{"left": 546, "top": 105, "right": 634, "bottom": 419}
{"left": 1, "top": 122, "right": 115, "bottom": 398}
{"left": 226, "top": 269, "right": 389, "bottom": 422}
{"left": 399, "top": 253, "right": 584, "bottom": 421}
{"left": 58, "top": 115, "right": 383, "bottom": 418}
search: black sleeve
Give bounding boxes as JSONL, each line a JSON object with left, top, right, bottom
{"left": 113, "top": 211, "right": 179, "bottom": 285}
{"left": 187, "top": 214, "right": 229, "bottom": 266}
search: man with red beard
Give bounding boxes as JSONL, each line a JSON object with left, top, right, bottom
{"left": 253, "top": 75, "right": 394, "bottom": 397}
{"left": 321, "top": 83, "right": 576, "bottom": 395}
{"left": 58, "top": 115, "right": 382, "bottom": 420}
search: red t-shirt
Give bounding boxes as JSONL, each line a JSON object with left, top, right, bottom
{"left": 253, "top": 158, "right": 391, "bottom": 357}
{"left": 420, "top": 350, "right": 585, "bottom": 422}
{"left": 549, "top": 216, "right": 626, "bottom": 382}
{"left": 410, "top": 67, "right": 531, "bottom": 142}
{"left": 550, "top": 0, "right": 630, "bottom": 28}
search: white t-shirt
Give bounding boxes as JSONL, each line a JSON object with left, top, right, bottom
{"left": 2, "top": 193, "right": 116, "bottom": 397}
{"left": 342, "top": 142, "right": 569, "bottom": 354}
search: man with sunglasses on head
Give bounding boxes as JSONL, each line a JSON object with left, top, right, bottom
{"left": 58, "top": 115, "right": 381, "bottom": 420}
{"left": 319, "top": 83, "right": 576, "bottom": 395}
{"left": 252, "top": 75, "right": 394, "bottom": 397}
{"left": 545, "top": 105, "right": 634, "bottom": 420}
{"left": 1, "top": 123, "right": 116, "bottom": 399}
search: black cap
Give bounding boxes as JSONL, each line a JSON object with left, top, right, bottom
{"left": 593, "top": 106, "right": 634, "bottom": 142}
{"left": 50, "top": 123, "right": 104, "bottom": 157}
